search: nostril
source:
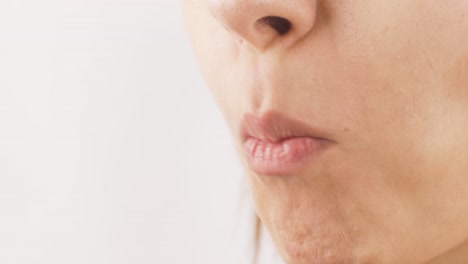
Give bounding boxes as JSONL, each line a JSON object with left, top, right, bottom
{"left": 257, "top": 16, "right": 292, "bottom": 35}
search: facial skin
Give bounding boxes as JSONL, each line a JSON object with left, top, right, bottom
{"left": 182, "top": 1, "right": 468, "bottom": 263}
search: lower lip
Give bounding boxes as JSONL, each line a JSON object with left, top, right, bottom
{"left": 243, "top": 137, "right": 323, "bottom": 175}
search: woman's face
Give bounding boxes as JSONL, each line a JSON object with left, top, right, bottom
{"left": 183, "top": 1, "right": 468, "bottom": 263}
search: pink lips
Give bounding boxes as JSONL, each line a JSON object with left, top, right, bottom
{"left": 241, "top": 111, "right": 329, "bottom": 175}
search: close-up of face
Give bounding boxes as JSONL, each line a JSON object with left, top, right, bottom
{"left": 183, "top": 0, "right": 468, "bottom": 263}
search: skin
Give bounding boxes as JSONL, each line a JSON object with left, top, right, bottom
{"left": 182, "top": 0, "right": 468, "bottom": 263}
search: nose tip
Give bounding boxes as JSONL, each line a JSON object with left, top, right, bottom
{"left": 209, "top": 0, "right": 317, "bottom": 51}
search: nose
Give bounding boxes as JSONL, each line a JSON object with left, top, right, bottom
{"left": 209, "top": 0, "right": 318, "bottom": 51}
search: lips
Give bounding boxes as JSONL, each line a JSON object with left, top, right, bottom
{"left": 241, "top": 111, "right": 330, "bottom": 175}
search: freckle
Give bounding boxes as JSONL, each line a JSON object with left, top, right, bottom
{"left": 343, "top": 127, "right": 350, "bottom": 132}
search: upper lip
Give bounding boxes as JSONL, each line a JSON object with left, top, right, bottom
{"left": 240, "top": 111, "right": 329, "bottom": 143}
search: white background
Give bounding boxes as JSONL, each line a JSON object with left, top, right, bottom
{"left": 0, "top": 1, "right": 283, "bottom": 263}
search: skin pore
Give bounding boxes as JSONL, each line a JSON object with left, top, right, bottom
{"left": 183, "top": 0, "right": 468, "bottom": 263}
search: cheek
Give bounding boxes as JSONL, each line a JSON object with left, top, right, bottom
{"left": 328, "top": 0, "right": 468, "bottom": 170}
{"left": 183, "top": 1, "right": 242, "bottom": 123}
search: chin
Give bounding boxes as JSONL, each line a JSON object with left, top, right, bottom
{"left": 256, "top": 196, "right": 362, "bottom": 264}
{"left": 268, "top": 223, "right": 356, "bottom": 264}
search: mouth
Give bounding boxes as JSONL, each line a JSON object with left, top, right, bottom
{"left": 240, "top": 111, "right": 332, "bottom": 176}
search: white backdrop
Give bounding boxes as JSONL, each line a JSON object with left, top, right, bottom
{"left": 0, "top": 1, "right": 284, "bottom": 263}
